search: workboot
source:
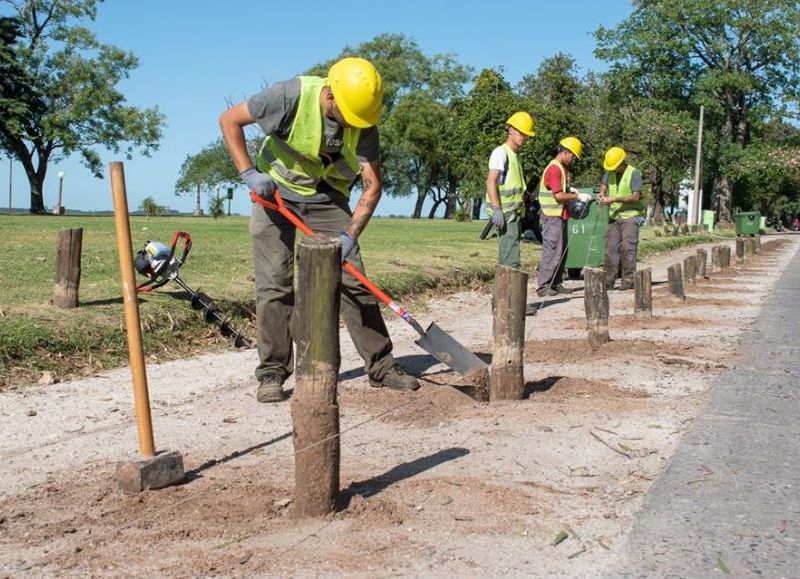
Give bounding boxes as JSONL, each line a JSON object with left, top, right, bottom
{"left": 369, "top": 366, "right": 420, "bottom": 391}
{"left": 256, "top": 376, "right": 287, "bottom": 403}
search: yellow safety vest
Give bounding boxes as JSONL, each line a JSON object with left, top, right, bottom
{"left": 257, "top": 76, "right": 361, "bottom": 197}
{"left": 486, "top": 144, "right": 526, "bottom": 216}
{"left": 608, "top": 165, "right": 645, "bottom": 220}
{"left": 538, "top": 159, "right": 567, "bottom": 217}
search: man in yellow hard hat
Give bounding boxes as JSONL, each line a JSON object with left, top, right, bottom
{"left": 485, "top": 111, "right": 535, "bottom": 268}
{"left": 535, "top": 137, "right": 591, "bottom": 297}
{"left": 597, "top": 146, "right": 645, "bottom": 290}
{"left": 219, "top": 57, "right": 419, "bottom": 403}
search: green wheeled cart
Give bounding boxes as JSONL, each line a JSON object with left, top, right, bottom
{"left": 565, "top": 189, "right": 610, "bottom": 280}
{"left": 734, "top": 211, "right": 761, "bottom": 236}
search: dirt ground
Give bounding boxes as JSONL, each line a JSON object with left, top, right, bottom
{"left": 1, "top": 235, "right": 798, "bottom": 577}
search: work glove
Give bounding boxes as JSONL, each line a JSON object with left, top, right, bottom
{"left": 338, "top": 231, "right": 358, "bottom": 263}
{"left": 490, "top": 205, "right": 506, "bottom": 230}
{"left": 240, "top": 167, "right": 276, "bottom": 200}
{"left": 576, "top": 192, "right": 593, "bottom": 203}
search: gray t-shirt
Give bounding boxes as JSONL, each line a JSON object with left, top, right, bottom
{"left": 247, "top": 78, "right": 379, "bottom": 203}
{"left": 601, "top": 167, "right": 643, "bottom": 192}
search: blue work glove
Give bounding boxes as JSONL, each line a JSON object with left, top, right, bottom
{"left": 490, "top": 205, "right": 506, "bottom": 230}
{"left": 240, "top": 167, "right": 276, "bottom": 199}
{"left": 338, "top": 231, "right": 358, "bottom": 263}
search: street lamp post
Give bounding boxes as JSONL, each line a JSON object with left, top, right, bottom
{"left": 54, "top": 171, "right": 65, "bottom": 215}
{"left": 7, "top": 156, "right": 11, "bottom": 215}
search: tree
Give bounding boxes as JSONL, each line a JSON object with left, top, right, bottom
{"left": 138, "top": 195, "right": 165, "bottom": 219}
{"left": 175, "top": 138, "right": 240, "bottom": 211}
{"left": 208, "top": 196, "right": 225, "bottom": 220}
{"left": 0, "top": 0, "right": 164, "bottom": 213}
{"left": 595, "top": 0, "right": 800, "bottom": 222}
{"left": 0, "top": 17, "right": 45, "bottom": 155}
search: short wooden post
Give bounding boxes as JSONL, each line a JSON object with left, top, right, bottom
{"left": 584, "top": 267, "right": 609, "bottom": 347}
{"left": 490, "top": 265, "right": 527, "bottom": 401}
{"left": 721, "top": 246, "right": 731, "bottom": 269}
{"left": 683, "top": 255, "right": 697, "bottom": 285}
{"left": 667, "top": 263, "right": 685, "bottom": 301}
{"left": 291, "top": 234, "right": 341, "bottom": 518}
{"left": 755, "top": 234, "right": 761, "bottom": 253}
{"left": 747, "top": 236, "right": 757, "bottom": 256}
{"left": 634, "top": 268, "right": 652, "bottom": 319}
{"left": 53, "top": 228, "right": 83, "bottom": 308}
{"left": 711, "top": 246, "right": 721, "bottom": 272}
{"left": 696, "top": 248, "right": 708, "bottom": 278}
{"left": 736, "top": 237, "right": 747, "bottom": 261}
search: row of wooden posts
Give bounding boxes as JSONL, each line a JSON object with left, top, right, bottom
{"left": 291, "top": 234, "right": 761, "bottom": 516}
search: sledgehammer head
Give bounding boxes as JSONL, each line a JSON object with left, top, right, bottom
{"left": 116, "top": 450, "right": 185, "bottom": 494}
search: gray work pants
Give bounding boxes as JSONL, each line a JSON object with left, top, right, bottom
{"left": 604, "top": 218, "right": 640, "bottom": 289}
{"left": 249, "top": 199, "right": 395, "bottom": 383}
{"left": 536, "top": 214, "right": 567, "bottom": 291}
{"left": 497, "top": 217, "right": 522, "bottom": 269}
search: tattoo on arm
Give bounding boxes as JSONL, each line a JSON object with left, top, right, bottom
{"left": 349, "top": 214, "right": 369, "bottom": 238}
{"left": 362, "top": 176, "right": 374, "bottom": 191}
{"left": 357, "top": 198, "right": 377, "bottom": 211}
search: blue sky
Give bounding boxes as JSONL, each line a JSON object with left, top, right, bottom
{"left": 5, "top": 0, "right": 635, "bottom": 216}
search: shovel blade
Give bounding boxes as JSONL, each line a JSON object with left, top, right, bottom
{"left": 415, "top": 322, "right": 488, "bottom": 377}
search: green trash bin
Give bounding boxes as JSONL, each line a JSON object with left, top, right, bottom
{"left": 734, "top": 211, "right": 760, "bottom": 236}
{"left": 702, "top": 209, "right": 715, "bottom": 233}
{"left": 565, "top": 189, "right": 609, "bottom": 279}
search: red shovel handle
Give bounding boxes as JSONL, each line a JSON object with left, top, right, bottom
{"left": 249, "top": 190, "right": 421, "bottom": 331}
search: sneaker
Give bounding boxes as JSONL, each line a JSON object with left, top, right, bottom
{"left": 552, "top": 284, "right": 571, "bottom": 295}
{"left": 256, "top": 376, "right": 287, "bottom": 403}
{"left": 368, "top": 366, "right": 420, "bottom": 391}
{"left": 525, "top": 303, "right": 538, "bottom": 316}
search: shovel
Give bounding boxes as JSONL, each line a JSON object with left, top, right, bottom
{"left": 250, "top": 190, "right": 488, "bottom": 378}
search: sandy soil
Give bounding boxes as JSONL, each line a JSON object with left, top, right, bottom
{"left": 1, "top": 235, "right": 797, "bottom": 577}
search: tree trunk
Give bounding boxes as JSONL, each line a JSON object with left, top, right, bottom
{"left": 443, "top": 177, "right": 458, "bottom": 219}
{"left": 428, "top": 200, "right": 442, "bottom": 219}
{"left": 651, "top": 169, "right": 665, "bottom": 224}
{"left": 713, "top": 175, "right": 733, "bottom": 224}
{"left": 412, "top": 191, "right": 425, "bottom": 219}
{"left": 472, "top": 197, "right": 483, "bottom": 220}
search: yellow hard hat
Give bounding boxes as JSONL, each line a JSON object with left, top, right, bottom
{"left": 603, "top": 146, "right": 626, "bottom": 171}
{"left": 327, "top": 57, "right": 384, "bottom": 128}
{"left": 506, "top": 111, "right": 535, "bottom": 136}
{"left": 559, "top": 137, "right": 583, "bottom": 158}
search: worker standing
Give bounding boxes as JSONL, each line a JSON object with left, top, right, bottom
{"left": 535, "top": 137, "right": 591, "bottom": 297}
{"left": 485, "top": 112, "right": 536, "bottom": 268}
{"left": 598, "top": 147, "right": 645, "bottom": 290}
{"left": 219, "top": 57, "right": 419, "bottom": 403}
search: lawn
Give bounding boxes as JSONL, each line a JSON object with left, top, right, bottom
{"left": 0, "top": 213, "right": 724, "bottom": 387}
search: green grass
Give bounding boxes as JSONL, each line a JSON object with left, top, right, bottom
{"left": 0, "top": 213, "right": 729, "bottom": 387}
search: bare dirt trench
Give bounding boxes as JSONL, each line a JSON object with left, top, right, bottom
{"left": 2, "top": 235, "right": 798, "bottom": 577}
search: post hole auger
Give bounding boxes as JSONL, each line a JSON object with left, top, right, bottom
{"left": 134, "top": 231, "right": 252, "bottom": 349}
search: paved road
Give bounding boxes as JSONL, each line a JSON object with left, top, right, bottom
{"left": 609, "top": 243, "right": 800, "bottom": 578}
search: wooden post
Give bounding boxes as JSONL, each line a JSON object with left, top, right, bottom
{"left": 696, "top": 248, "right": 708, "bottom": 278}
{"left": 711, "top": 246, "right": 721, "bottom": 272}
{"left": 290, "top": 234, "right": 341, "bottom": 518}
{"left": 634, "top": 268, "right": 652, "bottom": 319}
{"left": 667, "top": 263, "right": 685, "bottom": 301}
{"left": 584, "top": 267, "right": 609, "bottom": 347}
{"left": 755, "top": 234, "right": 761, "bottom": 253}
{"left": 490, "top": 265, "right": 527, "bottom": 401}
{"left": 736, "top": 237, "right": 747, "bottom": 261}
{"left": 721, "top": 246, "right": 731, "bottom": 269}
{"left": 53, "top": 228, "right": 83, "bottom": 308}
{"left": 110, "top": 162, "right": 155, "bottom": 458}
{"left": 683, "top": 255, "right": 697, "bottom": 285}
{"left": 747, "top": 236, "right": 757, "bottom": 257}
